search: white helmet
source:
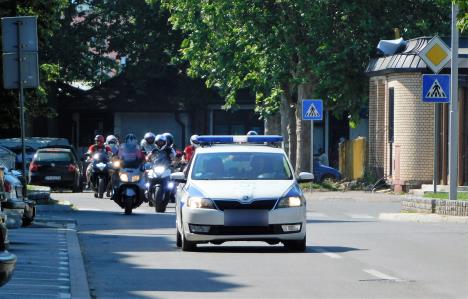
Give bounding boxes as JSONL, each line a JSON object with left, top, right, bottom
{"left": 190, "top": 134, "right": 199, "bottom": 147}
{"left": 106, "top": 135, "right": 118, "bottom": 144}
{"left": 143, "top": 132, "right": 156, "bottom": 145}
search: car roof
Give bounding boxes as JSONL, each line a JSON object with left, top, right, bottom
{"left": 37, "top": 148, "right": 72, "bottom": 153}
{"left": 195, "top": 145, "right": 285, "bottom": 154}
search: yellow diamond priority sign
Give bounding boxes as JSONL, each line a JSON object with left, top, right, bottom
{"left": 418, "top": 36, "right": 451, "bottom": 74}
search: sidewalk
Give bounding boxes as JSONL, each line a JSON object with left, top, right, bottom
{"left": 0, "top": 202, "right": 90, "bottom": 299}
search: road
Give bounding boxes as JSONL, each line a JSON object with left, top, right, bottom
{"left": 51, "top": 191, "right": 468, "bottom": 299}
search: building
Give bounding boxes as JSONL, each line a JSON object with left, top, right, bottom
{"left": 366, "top": 36, "right": 468, "bottom": 191}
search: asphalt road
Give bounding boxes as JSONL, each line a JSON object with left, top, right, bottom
{"left": 51, "top": 191, "right": 468, "bottom": 299}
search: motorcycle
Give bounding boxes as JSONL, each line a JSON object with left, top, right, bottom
{"left": 145, "top": 158, "right": 174, "bottom": 213}
{"left": 111, "top": 159, "right": 145, "bottom": 215}
{"left": 89, "top": 152, "right": 111, "bottom": 198}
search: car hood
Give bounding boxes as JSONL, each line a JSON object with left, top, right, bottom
{"left": 189, "top": 180, "right": 295, "bottom": 200}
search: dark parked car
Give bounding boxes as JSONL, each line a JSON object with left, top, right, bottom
{"left": 0, "top": 167, "right": 16, "bottom": 286}
{"left": 29, "top": 148, "right": 83, "bottom": 192}
{"left": 313, "top": 158, "right": 342, "bottom": 183}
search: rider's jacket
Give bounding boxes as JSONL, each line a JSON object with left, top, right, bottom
{"left": 140, "top": 139, "right": 156, "bottom": 155}
{"left": 87, "top": 144, "right": 112, "bottom": 156}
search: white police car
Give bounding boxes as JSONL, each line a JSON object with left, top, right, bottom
{"left": 170, "top": 135, "right": 314, "bottom": 251}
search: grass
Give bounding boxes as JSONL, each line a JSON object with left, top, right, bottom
{"left": 300, "top": 181, "right": 339, "bottom": 191}
{"left": 423, "top": 192, "right": 468, "bottom": 200}
{"left": 27, "top": 184, "right": 51, "bottom": 192}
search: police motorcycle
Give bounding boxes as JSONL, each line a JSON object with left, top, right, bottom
{"left": 89, "top": 152, "right": 111, "bottom": 198}
{"left": 111, "top": 136, "right": 145, "bottom": 215}
{"left": 145, "top": 156, "right": 174, "bottom": 213}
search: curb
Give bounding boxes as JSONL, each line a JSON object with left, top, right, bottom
{"left": 66, "top": 223, "right": 91, "bottom": 299}
{"left": 379, "top": 213, "right": 468, "bottom": 224}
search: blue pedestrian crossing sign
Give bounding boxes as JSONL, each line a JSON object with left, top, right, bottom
{"left": 302, "top": 99, "right": 323, "bottom": 121}
{"left": 422, "top": 74, "right": 450, "bottom": 103}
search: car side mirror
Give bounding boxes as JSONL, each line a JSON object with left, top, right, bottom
{"left": 297, "top": 172, "right": 314, "bottom": 183}
{"left": 170, "top": 172, "right": 187, "bottom": 183}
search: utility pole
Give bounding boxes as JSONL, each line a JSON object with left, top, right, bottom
{"left": 449, "top": 3, "right": 459, "bottom": 201}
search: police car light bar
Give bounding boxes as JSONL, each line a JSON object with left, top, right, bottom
{"left": 197, "top": 135, "right": 283, "bottom": 144}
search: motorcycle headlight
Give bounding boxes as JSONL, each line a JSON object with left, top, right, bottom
{"left": 113, "top": 160, "right": 121, "bottom": 168}
{"left": 148, "top": 170, "right": 155, "bottom": 178}
{"left": 119, "top": 173, "right": 129, "bottom": 182}
{"left": 154, "top": 166, "right": 165, "bottom": 174}
{"left": 131, "top": 175, "right": 140, "bottom": 182}
{"left": 186, "top": 197, "right": 215, "bottom": 209}
{"left": 93, "top": 154, "right": 100, "bottom": 160}
{"left": 277, "top": 196, "right": 304, "bottom": 208}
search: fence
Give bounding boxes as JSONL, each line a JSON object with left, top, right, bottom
{"left": 338, "top": 137, "right": 367, "bottom": 180}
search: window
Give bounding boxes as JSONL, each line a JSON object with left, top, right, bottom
{"left": 36, "top": 151, "right": 72, "bottom": 162}
{"left": 191, "top": 152, "right": 293, "bottom": 180}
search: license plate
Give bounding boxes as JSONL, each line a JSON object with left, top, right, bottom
{"left": 224, "top": 209, "right": 268, "bottom": 226}
{"left": 45, "top": 176, "right": 61, "bottom": 181}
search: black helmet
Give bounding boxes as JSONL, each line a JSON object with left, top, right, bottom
{"left": 155, "top": 134, "right": 167, "bottom": 150}
{"left": 247, "top": 131, "right": 258, "bottom": 136}
{"left": 162, "top": 132, "right": 174, "bottom": 147}
{"left": 144, "top": 132, "right": 156, "bottom": 145}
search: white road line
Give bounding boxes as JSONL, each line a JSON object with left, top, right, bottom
{"left": 347, "top": 214, "right": 375, "bottom": 219}
{"left": 307, "top": 212, "right": 327, "bottom": 218}
{"left": 59, "top": 293, "right": 71, "bottom": 299}
{"left": 10, "top": 277, "right": 70, "bottom": 282}
{"left": 77, "top": 208, "right": 103, "bottom": 211}
{"left": 363, "top": 269, "right": 402, "bottom": 281}
{"left": 313, "top": 248, "right": 343, "bottom": 259}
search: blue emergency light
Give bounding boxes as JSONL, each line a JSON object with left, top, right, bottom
{"left": 197, "top": 135, "right": 283, "bottom": 144}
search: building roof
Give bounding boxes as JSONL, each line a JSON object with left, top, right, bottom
{"left": 366, "top": 37, "right": 468, "bottom": 76}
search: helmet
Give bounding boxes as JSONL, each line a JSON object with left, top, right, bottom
{"left": 124, "top": 134, "right": 138, "bottom": 146}
{"left": 162, "top": 132, "right": 174, "bottom": 147}
{"left": 95, "top": 135, "right": 105, "bottom": 146}
{"left": 246, "top": 130, "right": 258, "bottom": 136}
{"left": 143, "top": 132, "right": 156, "bottom": 145}
{"left": 106, "top": 135, "right": 118, "bottom": 144}
{"left": 155, "top": 134, "right": 167, "bottom": 150}
{"left": 190, "top": 134, "right": 199, "bottom": 146}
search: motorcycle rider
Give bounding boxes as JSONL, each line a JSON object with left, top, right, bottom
{"left": 183, "top": 134, "right": 199, "bottom": 162}
{"left": 147, "top": 134, "right": 174, "bottom": 163}
{"left": 105, "top": 135, "right": 119, "bottom": 155}
{"left": 86, "top": 135, "right": 112, "bottom": 188}
{"left": 119, "top": 134, "right": 145, "bottom": 167}
{"left": 140, "top": 132, "right": 156, "bottom": 155}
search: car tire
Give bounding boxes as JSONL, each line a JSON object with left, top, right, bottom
{"left": 284, "top": 237, "right": 306, "bottom": 252}
{"left": 320, "top": 174, "right": 337, "bottom": 183}
{"left": 181, "top": 227, "right": 196, "bottom": 251}
{"left": 176, "top": 228, "right": 182, "bottom": 248}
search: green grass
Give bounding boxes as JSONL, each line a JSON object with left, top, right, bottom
{"left": 300, "top": 181, "right": 339, "bottom": 191}
{"left": 27, "top": 184, "right": 51, "bottom": 192}
{"left": 423, "top": 192, "right": 468, "bottom": 200}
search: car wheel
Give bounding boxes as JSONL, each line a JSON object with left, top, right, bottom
{"left": 176, "top": 228, "right": 182, "bottom": 248}
{"left": 181, "top": 226, "right": 196, "bottom": 251}
{"left": 321, "top": 174, "right": 337, "bottom": 183}
{"left": 284, "top": 237, "right": 306, "bottom": 252}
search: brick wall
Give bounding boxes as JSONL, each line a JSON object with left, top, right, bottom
{"left": 388, "top": 73, "right": 434, "bottom": 186}
{"left": 402, "top": 197, "right": 468, "bottom": 216}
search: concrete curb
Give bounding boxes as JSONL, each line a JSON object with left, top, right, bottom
{"left": 379, "top": 213, "right": 468, "bottom": 224}
{"left": 65, "top": 223, "right": 91, "bottom": 299}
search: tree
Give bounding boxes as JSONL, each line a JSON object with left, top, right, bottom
{"left": 454, "top": 0, "right": 467, "bottom": 32}
{"left": 0, "top": 0, "right": 67, "bottom": 135}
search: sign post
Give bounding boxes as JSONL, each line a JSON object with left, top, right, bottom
{"left": 419, "top": 35, "right": 452, "bottom": 195}
{"left": 302, "top": 99, "right": 323, "bottom": 173}
{"left": 449, "top": 4, "right": 459, "bottom": 200}
{"left": 1, "top": 16, "right": 39, "bottom": 182}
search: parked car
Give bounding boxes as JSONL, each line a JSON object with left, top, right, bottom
{"left": 313, "top": 158, "right": 342, "bottom": 183}
{"left": 3, "top": 168, "right": 36, "bottom": 227}
{"left": 0, "top": 167, "right": 17, "bottom": 286}
{"left": 29, "top": 147, "right": 83, "bottom": 192}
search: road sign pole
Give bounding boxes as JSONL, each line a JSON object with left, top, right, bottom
{"left": 434, "top": 104, "right": 440, "bottom": 193}
{"left": 449, "top": 3, "right": 459, "bottom": 201}
{"left": 15, "top": 20, "right": 27, "bottom": 181}
{"left": 310, "top": 120, "right": 314, "bottom": 173}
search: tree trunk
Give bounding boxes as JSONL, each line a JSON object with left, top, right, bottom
{"left": 280, "top": 94, "right": 290, "bottom": 158}
{"left": 295, "top": 82, "right": 314, "bottom": 174}
{"left": 264, "top": 112, "right": 281, "bottom": 135}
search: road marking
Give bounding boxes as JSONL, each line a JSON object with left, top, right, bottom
{"left": 313, "top": 248, "right": 343, "bottom": 259}
{"left": 363, "top": 269, "right": 402, "bottom": 281}
{"left": 60, "top": 261, "right": 69, "bottom": 265}
{"left": 347, "top": 214, "right": 375, "bottom": 219}
{"left": 77, "top": 208, "right": 102, "bottom": 211}
{"left": 59, "top": 293, "right": 71, "bottom": 299}
{"left": 6, "top": 283, "right": 68, "bottom": 288}
{"left": 11, "top": 277, "right": 70, "bottom": 282}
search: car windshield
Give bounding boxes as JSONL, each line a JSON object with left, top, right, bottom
{"left": 191, "top": 152, "right": 293, "bottom": 180}
{"left": 36, "top": 151, "right": 72, "bottom": 162}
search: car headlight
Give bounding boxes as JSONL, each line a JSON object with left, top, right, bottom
{"left": 277, "top": 196, "right": 304, "bottom": 208}
{"left": 154, "top": 166, "right": 165, "bottom": 174}
{"left": 119, "top": 173, "right": 129, "bottom": 182}
{"left": 186, "top": 197, "right": 215, "bottom": 209}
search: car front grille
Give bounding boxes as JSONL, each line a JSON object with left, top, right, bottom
{"left": 203, "top": 225, "right": 282, "bottom": 235}
{"left": 213, "top": 199, "right": 277, "bottom": 211}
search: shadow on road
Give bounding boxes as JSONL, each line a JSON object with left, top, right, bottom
{"left": 308, "top": 219, "right": 375, "bottom": 224}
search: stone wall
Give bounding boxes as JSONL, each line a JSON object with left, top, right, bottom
{"left": 402, "top": 197, "right": 468, "bottom": 216}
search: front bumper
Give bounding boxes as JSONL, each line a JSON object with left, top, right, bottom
{"left": 182, "top": 206, "right": 306, "bottom": 242}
